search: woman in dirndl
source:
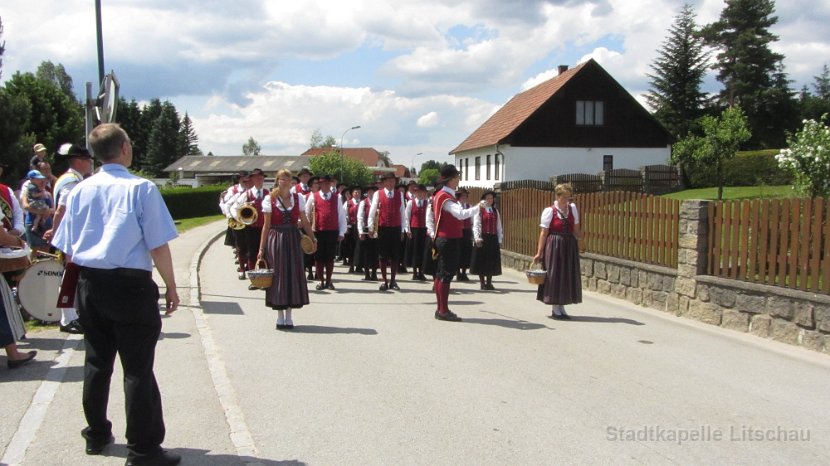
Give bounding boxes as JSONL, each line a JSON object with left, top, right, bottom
{"left": 532, "top": 183, "right": 582, "bottom": 320}
{"left": 0, "top": 211, "right": 36, "bottom": 368}
{"left": 257, "top": 169, "right": 317, "bottom": 330}
{"left": 470, "top": 191, "right": 503, "bottom": 290}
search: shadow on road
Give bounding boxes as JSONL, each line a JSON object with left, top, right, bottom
{"left": 201, "top": 301, "right": 245, "bottom": 315}
{"left": 461, "top": 317, "right": 549, "bottom": 331}
{"left": 286, "top": 325, "right": 378, "bottom": 335}
{"left": 567, "top": 315, "right": 645, "bottom": 325}
{"left": 90, "top": 445, "right": 306, "bottom": 465}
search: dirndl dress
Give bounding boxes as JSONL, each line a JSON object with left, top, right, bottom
{"left": 470, "top": 233, "right": 502, "bottom": 276}
{"left": 536, "top": 205, "right": 582, "bottom": 306}
{"left": 264, "top": 194, "right": 309, "bottom": 310}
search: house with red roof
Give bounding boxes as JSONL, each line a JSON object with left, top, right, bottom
{"left": 449, "top": 59, "right": 673, "bottom": 188}
{"left": 302, "top": 146, "right": 403, "bottom": 180}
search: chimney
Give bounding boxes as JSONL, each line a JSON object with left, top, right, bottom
{"left": 558, "top": 65, "right": 569, "bottom": 75}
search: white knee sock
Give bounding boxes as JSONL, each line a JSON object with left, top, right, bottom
{"left": 277, "top": 309, "right": 285, "bottom": 324}
{"left": 60, "top": 307, "right": 79, "bottom": 326}
{"left": 285, "top": 308, "right": 293, "bottom": 323}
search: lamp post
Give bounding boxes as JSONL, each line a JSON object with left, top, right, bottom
{"left": 340, "top": 125, "right": 361, "bottom": 181}
{"left": 410, "top": 152, "right": 423, "bottom": 179}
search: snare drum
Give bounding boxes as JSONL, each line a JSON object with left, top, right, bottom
{"left": 18, "top": 259, "right": 64, "bottom": 322}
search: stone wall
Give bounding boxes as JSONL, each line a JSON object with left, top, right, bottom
{"left": 502, "top": 199, "right": 830, "bottom": 354}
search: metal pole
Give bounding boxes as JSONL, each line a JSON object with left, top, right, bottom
{"left": 339, "top": 125, "right": 361, "bottom": 182}
{"left": 85, "top": 82, "right": 95, "bottom": 151}
{"left": 95, "top": 0, "right": 105, "bottom": 86}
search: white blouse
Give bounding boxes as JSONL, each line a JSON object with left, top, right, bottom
{"left": 262, "top": 192, "right": 306, "bottom": 214}
{"left": 539, "top": 202, "right": 580, "bottom": 228}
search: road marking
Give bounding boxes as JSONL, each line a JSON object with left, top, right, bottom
{"left": 1, "top": 334, "right": 82, "bottom": 466}
{"left": 190, "top": 232, "right": 260, "bottom": 461}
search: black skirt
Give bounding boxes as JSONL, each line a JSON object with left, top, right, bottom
{"left": 265, "top": 224, "right": 310, "bottom": 310}
{"left": 536, "top": 233, "right": 582, "bottom": 305}
{"left": 405, "top": 227, "right": 428, "bottom": 268}
{"left": 458, "top": 228, "right": 473, "bottom": 268}
{"left": 470, "top": 233, "right": 502, "bottom": 276}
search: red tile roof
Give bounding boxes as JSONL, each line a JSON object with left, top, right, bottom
{"left": 450, "top": 61, "right": 588, "bottom": 154}
{"left": 302, "top": 147, "right": 384, "bottom": 166}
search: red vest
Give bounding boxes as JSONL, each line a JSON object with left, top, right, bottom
{"left": 246, "top": 187, "right": 269, "bottom": 228}
{"left": 461, "top": 203, "right": 472, "bottom": 229}
{"left": 361, "top": 198, "right": 372, "bottom": 231}
{"left": 313, "top": 191, "right": 339, "bottom": 231}
{"left": 271, "top": 193, "right": 301, "bottom": 225}
{"left": 548, "top": 205, "right": 573, "bottom": 233}
{"left": 410, "top": 199, "right": 427, "bottom": 229}
{"left": 378, "top": 190, "right": 402, "bottom": 227}
{"left": 480, "top": 207, "right": 498, "bottom": 235}
{"left": 347, "top": 199, "right": 359, "bottom": 225}
{"left": 296, "top": 184, "right": 310, "bottom": 196}
{"left": 434, "top": 191, "right": 463, "bottom": 239}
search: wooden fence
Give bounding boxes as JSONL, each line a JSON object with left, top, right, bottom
{"left": 500, "top": 188, "right": 680, "bottom": 268}
{"left": 708, "top": 198, "right": 830, "bottom": 293}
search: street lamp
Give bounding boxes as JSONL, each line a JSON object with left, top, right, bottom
{"left": 410, "top": 152, "right": 423, "bottom": 178}
{"left": 340, "top": 125, "right": 361, "bottom": 181}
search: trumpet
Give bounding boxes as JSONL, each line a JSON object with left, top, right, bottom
{"left": 237, "top": 202, "right": 258, "bottom": 225}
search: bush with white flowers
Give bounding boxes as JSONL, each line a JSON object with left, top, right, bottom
{"left": 776, "top": 114, "right": 830, "bottom": 198}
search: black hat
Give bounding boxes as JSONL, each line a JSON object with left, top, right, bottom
{"left": 416, "top": 184, "right": 427, "bottom": 191}
{"left": 379, "top": 172, "right": 397, "bottom": 181}
{"left": 250, "top": 168, "right": 265, "bottom": 177}
{"left": 481, "top": 190, "right": 497, "bottom": 200}
{"left": 238, "top": 170, "right": 251, "bottom": 178}
{"left": 439, "top": 164, "right": 460, "bottom": 180}
{"left": 58, "top": 143, "right": 92, "bottom": 159}
{"left": 364, "top": 185, "right": 377, "bottom": 192}
{"left": 349, "top": 185, "right": 362, "bottom": 192}
{"left": 320, "top": 174, "right": 333, "bottom": 182}
{"left": 407, "top": 180, "right": 416, "bottom": 185}
{"left": 297, "top": 168, "right": 313, "bottom": 177}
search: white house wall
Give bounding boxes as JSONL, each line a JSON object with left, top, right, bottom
{"left": 455, "top": 145, "right": 671, "bottom": 188}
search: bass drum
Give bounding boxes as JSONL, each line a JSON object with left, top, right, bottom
{"left": 18, "top": 259, "right": 64, "bottom": 322}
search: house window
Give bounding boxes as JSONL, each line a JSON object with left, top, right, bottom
{"left": 576, "top": 100, "right": 604, "bottom": 126}
{"left": 494, "top": 153, "right": 500, "bottom": 180}
{"left": 475, "top": 157, "right": 481, "bottom": 180}
{"left": 603, "top": 155, "right": 613, "bottom": 171}
{"left": 486, "top": 154, "right": 491, "bottom": 179}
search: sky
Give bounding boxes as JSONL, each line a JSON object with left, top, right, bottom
{"left": 2, "top": 0, "right": 829, "bottom": 166}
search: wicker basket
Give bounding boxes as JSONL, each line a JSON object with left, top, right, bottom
{"left": 300, "top": 234, "right": 314, "bottom": 254}
{"left": 247, "top": 262, "right": 273, "bottom": 289}
{"left": 526, "top": 269, "right": 546, "bottom": 285}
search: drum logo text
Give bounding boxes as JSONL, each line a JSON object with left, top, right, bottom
{"left": 37, "top": 270, "right": 63, "bottom": 277}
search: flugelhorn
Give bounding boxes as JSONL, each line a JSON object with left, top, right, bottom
{"left": 237, "top": 202, "right": 258, "bottom": 225}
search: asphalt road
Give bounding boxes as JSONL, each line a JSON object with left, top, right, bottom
{"left": 2, "top": 221, "right": 829, "bottom": 465}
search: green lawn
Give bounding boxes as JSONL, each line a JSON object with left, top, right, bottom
{"left": 176, "top": 214, "right": 225, "bottom": 233}
{"left": 662, "top": 185, "right": 796, "bottom": 200}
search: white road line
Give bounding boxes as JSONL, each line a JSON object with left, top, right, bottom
{"left": 1, "top": 334, "right": 82, "bottom": 466}
{"left": 190, "top": 232, "right": 259, "bottom": 460}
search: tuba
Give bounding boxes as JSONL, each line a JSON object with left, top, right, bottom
{"left": 237, "top": 202, "right": 258, "bottom": 225}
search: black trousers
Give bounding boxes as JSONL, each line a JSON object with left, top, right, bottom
{"left": 77, "top": 267, "right": 165, "bottom": 457}
{"left": 435, "top": 237, "right": 460, "bottom": 283}
{"left": 243, "top": 226, "right": 263, "bottom": 267}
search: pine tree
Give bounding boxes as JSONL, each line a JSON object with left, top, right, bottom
{"left": 179, "top": 113, "right": 201, "bottom": 155}
{"left": 646, "top": 3, "right": 710, "bottom": 138}
{"left": 701, "top": 0, "right": 797, "bottom": 148}
{"left": 144, "top": 102, "right": 180, "bottom": 176}
{"left": 242, "top": 137, "right": 261, "bottom": 156}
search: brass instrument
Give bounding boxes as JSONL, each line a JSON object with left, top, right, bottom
{"left": 228, "top": 217, "right": 246, "bottom": 230}
{"left": 370, "top": 207, "right": 379, "bottom": 238}
{"left": 237, "top": 202, "right": 258, "bottom": 225}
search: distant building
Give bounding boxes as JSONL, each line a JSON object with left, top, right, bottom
{"left": 450, "top": 59, "right": 674, "bottom": 188}
{"left": 163, "top": 155, "right": 308, "bottom": 187}
{"left": 301, "top": 147, "right": 398, "bottom": 180}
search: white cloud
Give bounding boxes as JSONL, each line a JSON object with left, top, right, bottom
{"left": 417, "top": 112, "right": 440, "bottom": 128}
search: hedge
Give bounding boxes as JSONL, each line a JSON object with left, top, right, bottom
{"left": 687, "top": 149, "right": 793, "bottom": 188}
{"left": 160, "top": 185, "right": 226, "bottom": 220}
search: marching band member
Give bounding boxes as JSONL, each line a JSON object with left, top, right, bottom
{"left": 367, "top": 173, "right": 406, "bottom": 291}
{"left": 257, "top": 169, "right": 317, "bottom": 330}
{"left": 302, "top": 176, "right": 319, "bottom": 280}
{"left": 305, "top": 175, "right": 347, "bottom": 291}
{"left": 404, "top": 184, "right": 428, "bottom": 281}
{"left": 456, "top": 187, "right": 473, "bottom": 281}
{"left": 470, "top": 191, "right": 503, "bottom": 290}
{"left": 397, "top": 184, "right": 410, "bottom": 274}
{"left": 224, "top": 171, "right": 253, "bottom": 279}
{"left": 431, "top": 166, "right": 482, "bottom": 322}
{"left": 231, "top": 169, "right": 269, "bottom": 290}
{"left": 357, "top": 185, "right": 379, "bottom": 281}
{"left": 343, "top": 186, "right": 362, "bottom": 273}
{"left": 290, "top": 168, "right": 312, "bottom": 196}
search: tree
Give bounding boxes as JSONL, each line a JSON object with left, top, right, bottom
{"left": 776, "top": 115, "right": 830, "bottom": 198}
{"left": 0, "top": 88, "right": 32, "bottom": 182}
{"left": 701, "top": 0, "right": 797, "bottom": 148}
{"left": 179, "top": 113, "right": 202, "bottom": 155}
{"left": 143, "top": 101, "right": 180, "bottom": 176}
{"left": 0, "top": 17, "right": 5, "bottom": 79}
{"left": 646, "top": 3, "right": 710, "bottom": 138}
{"left": 378, "top": 150, "right": 392, "bottom": 167}
{"left": 36, "top": 61, "right": 75, "bottom": 101}
{"left": 800, "top": 65, "right": 830, "bottom": 121}
{"left": 242, "top": 136, "right": 261, "bottom": 156}
{"left": 308, "top": 150, "right": 372, "bottom": 187}
{"left": 418, "top": 168, "right": 440, "bottom": 186}
{"left": 309, "top": 129, "right": 336, "bottom": 149}
{"left": 673, "top": 106, "right": 751, "bottom": 200}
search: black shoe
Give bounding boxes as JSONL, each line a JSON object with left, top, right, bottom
{"left": 399, "top": 267, "right": 408, "bottom": 274}
{"left": 348, "top": 267, "right": 355, "bottom": 273}
{"left": 480, "top": 283, "right": 487, "bottom": 290}
{"left": 418, "top": 274, "right": 428, "bottom": 281}
{"left": 435, "top": 311, "right": 462, "bottom": 322}
{"left": 125, "top": 450, "right": 181, "bottom": 466}
{"left": 326, "top": 282, "right": 336, "bottom": 290}
{"left": 7, "top": 350, "right": 36, "bottom": 369}
{"left": 247, "top": 284, "right": 258, "bottom": 290}
{"left": 379, "top": 282, "right": 389, "bottom": 291}
{"left": 389, "top": 281, "right": 400, "bottom": 291}
{"left": 362, "top": 274, "right": 372, "bottom": 281}
{"left": 315, "top": 283, "right": 325, "bottom": 290}
{"left": 82, "top": 427, "right": 114, "bottom": 455}
{"left": 307, "top": 271, "right": 315, "bottom": 280}
{"left": 371, "top": 271, "right": 378, "bottom": 281}
{"left": 485, "top": 283, "right": 495, "bottom": 290}
{"left": 60, "top": 320, "right": 84, "bottom": 334}
{"left": 238, "top": 271, "right": 246, "bottom": 280}
{"left": 460, "top": 273, "right": 470, "bottom": 281}
{"left": 412, "top": 273, "right": 419, "bottom": 281}
{"left": 548, "top": 314, "right": 565, "bottom": 321}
